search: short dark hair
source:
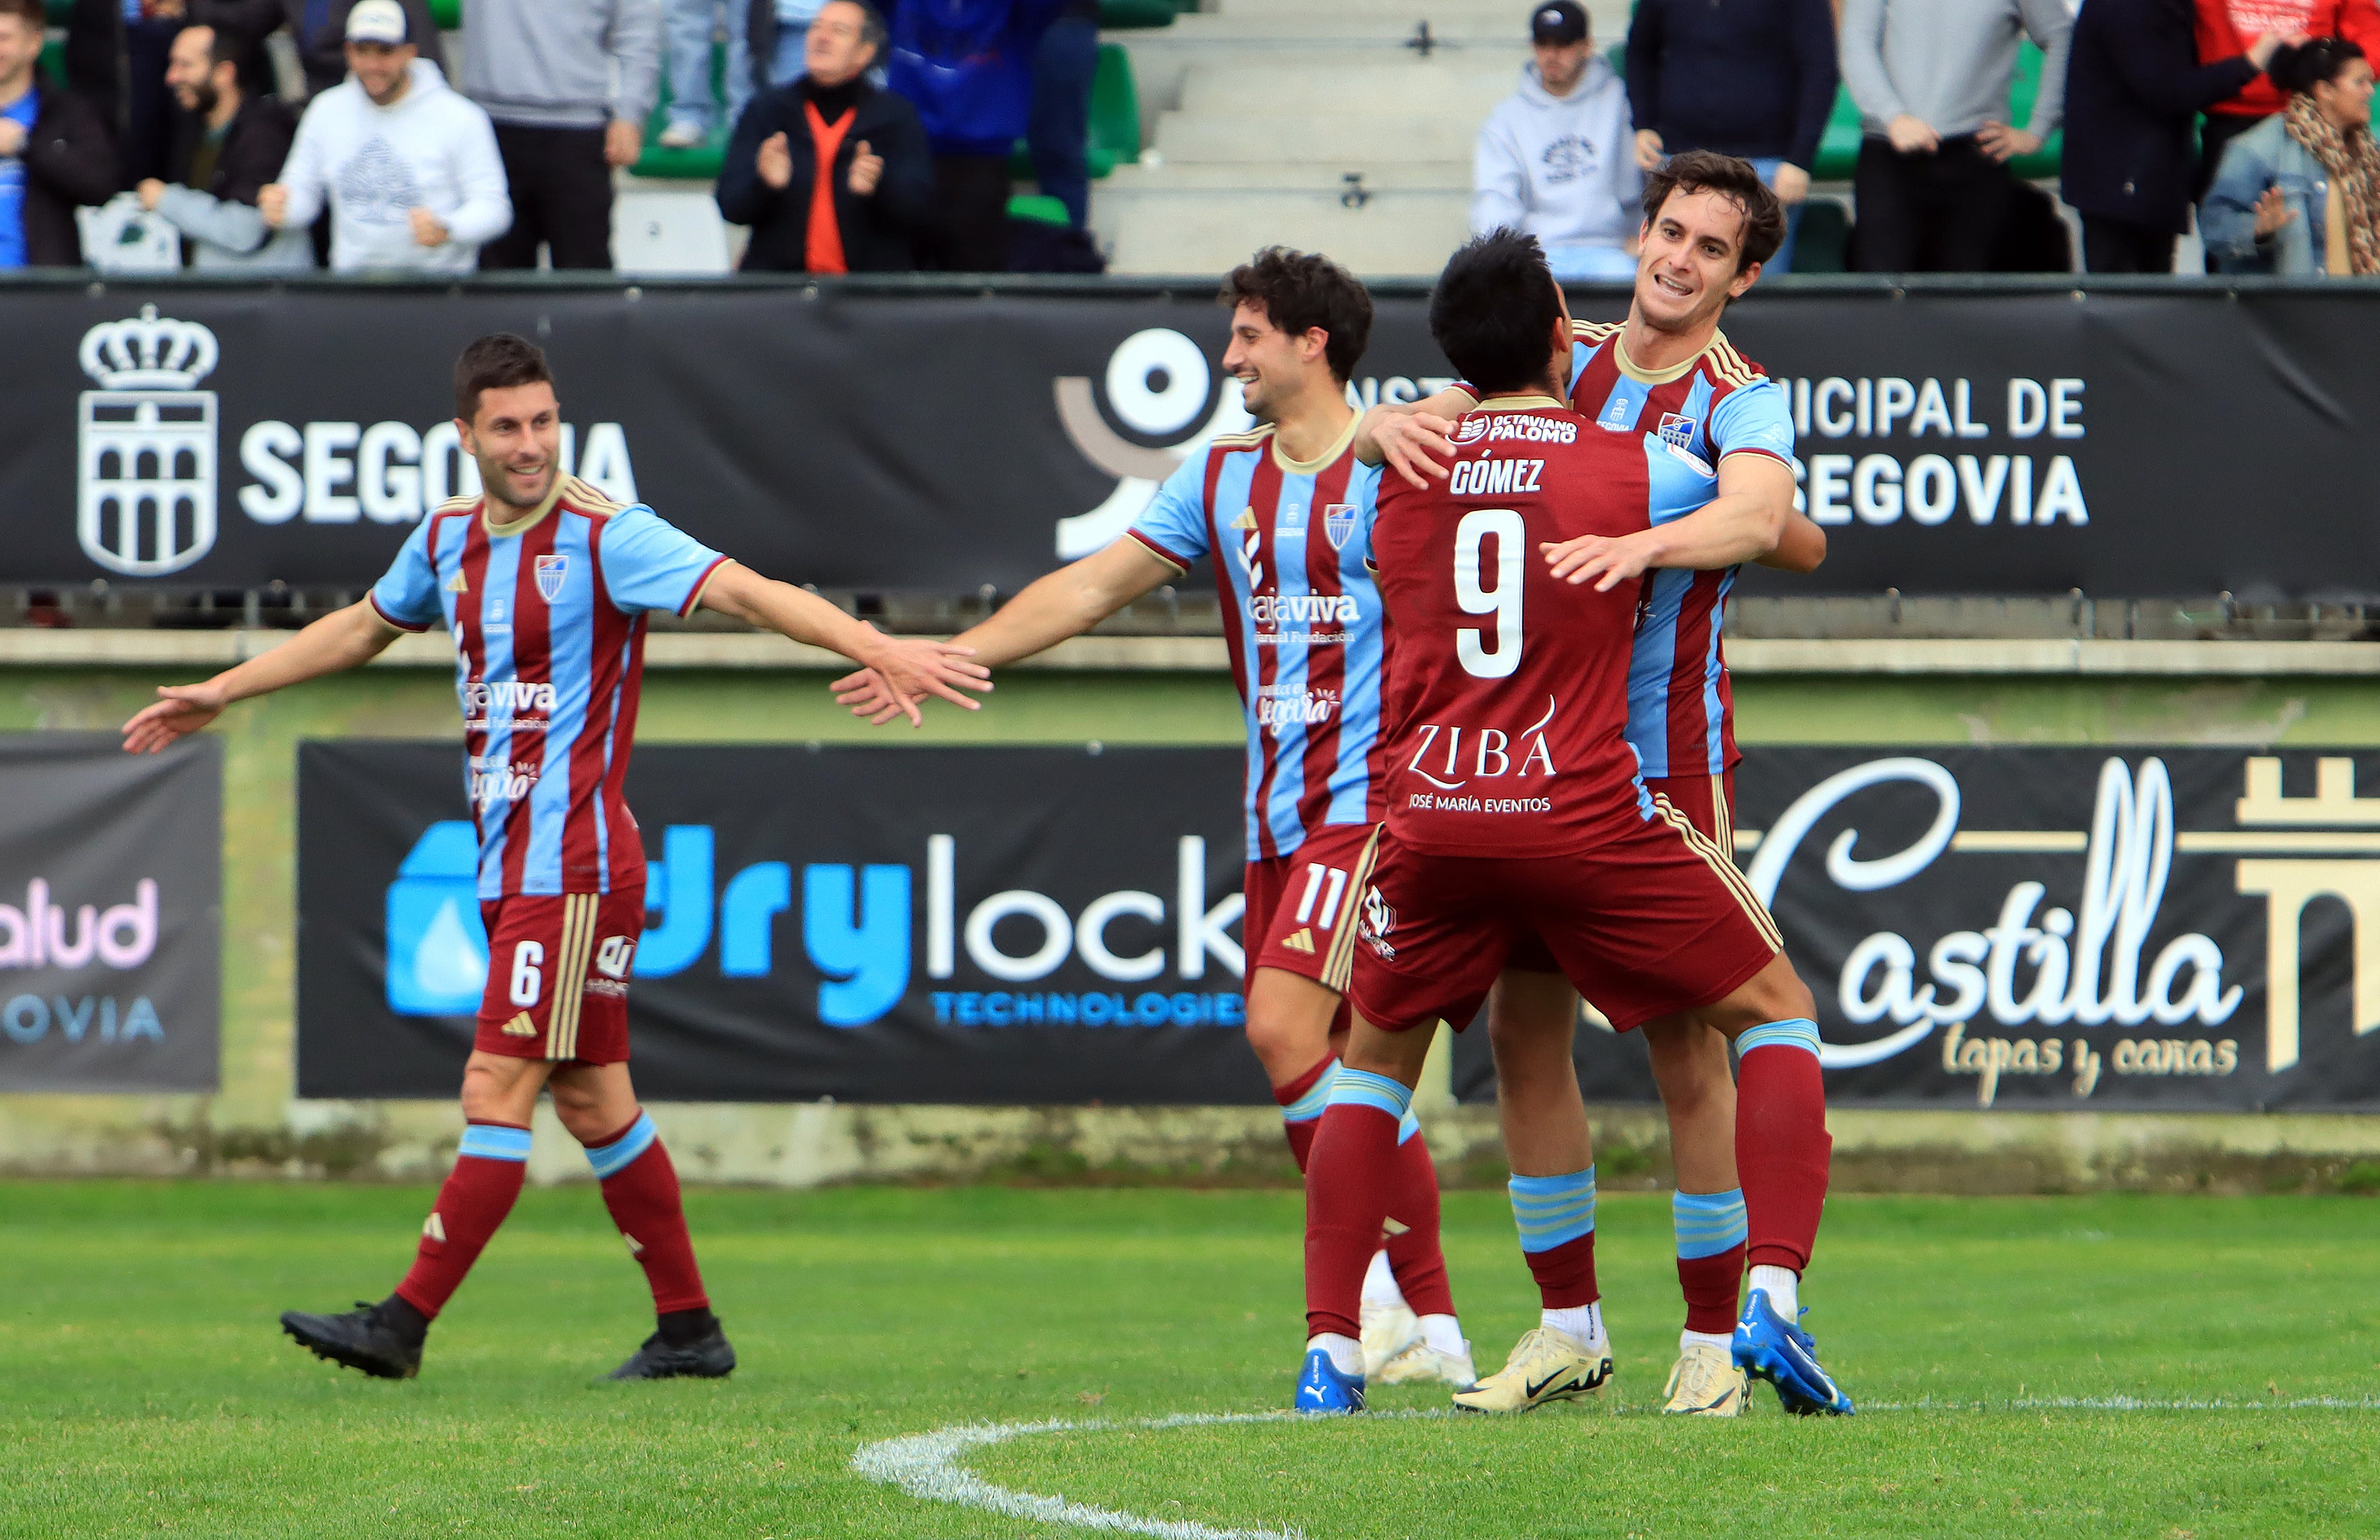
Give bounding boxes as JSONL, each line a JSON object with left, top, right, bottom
{"left": 1429, "top": 230, "right": 1562, "bottom": 396}
{"left": 180, "top": 23, "right": 243, "bottom": 71}
{"left": 1218, "top": 246, "right": 1372, "bottom": 383}
{"left": 0, "top": 0, "right": 45, "bottom": 28}
{"left": 820, "top": 0, "right": 888, "bottom": 58}
{"left": 453, "top": 333, "right": 554, "bottom": 421}
{"left": 1642, "top": 148, "right": 1787, "bottom": 274}
{"left": 2273, "top": 36, "right": 2367, "bottom": 94}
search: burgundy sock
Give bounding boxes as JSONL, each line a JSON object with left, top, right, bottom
{"left": 394, "top": 1121, "right": 530, "bottom": 1319}
{"left": 586, "top": 1114, "right": 710, "bottom": 1314}
{"left": 1736, "top": 1035, "right": 1831, "bottom": 1273}
{"left": 1381, "top": 1125, "right": 1454, "bottom": 1318}
{"left": 1272, "top": 1054, "right": 1335, "bottom": 1173}
{"left": 1678, "top": 1243, "right": 1747, "bottom": 1334}
{"left": 1525, "top": 1231, "right": 1599, "bottom": 1310}
{"left": 1303, "top": 1096, "right": 1403, "bottom": 1342}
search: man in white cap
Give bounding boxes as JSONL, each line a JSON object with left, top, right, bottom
{"left": 1471, "top": 0, "right": 1645, "bottom": 279}
{"left": 259, "top": 0, "right": 512, "bottom": 273}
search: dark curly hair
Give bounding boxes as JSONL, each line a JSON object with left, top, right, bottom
{"left": 1218, "top": 247, "right": 1373, "bottom": 383}
{"left": 1642, "top": 148, "right": 1788, "bottom": 274}
{"left": 2271, "top": 36, "right": 2367, "bottom": 95}
{"left": 453, "top": 333, "right": 554, "bottom": 421}
{"left": 1430, "top": 230, "right": 1562, "bottom": 396}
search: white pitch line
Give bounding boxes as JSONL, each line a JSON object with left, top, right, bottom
{"left": 852, "top": 1398, "right": 2380, "bottom": 1538}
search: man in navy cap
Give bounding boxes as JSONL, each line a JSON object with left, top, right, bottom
{"left": 1472, "top": 0, "right": 1646, "bottom": 279}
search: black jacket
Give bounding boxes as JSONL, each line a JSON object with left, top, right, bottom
{"left": 1624, "top": 0, "right": 1838, "bottom": 170}
{"left": 168, "top": 91, "right": 296, "bottom": 204}
{"left": 2059, "top": 0, "right": 2260, "bottom": 233}
{"left": 13, "top": 81, "right": 122, "bottom": 267}
{"left": 717, "top": 79, "right": 935, "bottom": 273}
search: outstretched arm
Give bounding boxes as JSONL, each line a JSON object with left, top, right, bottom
{"left": 1542, "top": 453, "right": 1796, "bottom": 590}
{"left": 697, "top": 561, "right": 991, "bottom": 727}
{"left": 831, "top": 537, "right": 1176, "bottom": 725}
{"left": 122, "top": 600, "right": 403, "bottom": 753}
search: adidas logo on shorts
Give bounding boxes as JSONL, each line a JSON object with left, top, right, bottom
{"left": 501, "top": 1011, "right": 537, "bottom": 1037}
{"left": 1282, "top": 927, "right": 1316, "bottom": 954}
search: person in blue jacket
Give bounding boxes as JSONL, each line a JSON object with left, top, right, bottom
{"left": 884, "top": 0, "right": 1068, "bottom": 271}
{"left": 2203, "top": 36, "right": 2380, "bottom": 275}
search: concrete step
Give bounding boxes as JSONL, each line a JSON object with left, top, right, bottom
{"left": 1102, "top": 160, "right": 1470, "bottom": 191}
{"left": 1204, "top": 0, "right": 1630, "bottom": 30}
{"left": 1094, "top": 180, "right": 1467, "bottom": 277}
{"left": 1176, "top": 60, "right": 1519, "bottom": 116}
{"left": 1154, "top": 112, "right": 1484, "bottom": 163}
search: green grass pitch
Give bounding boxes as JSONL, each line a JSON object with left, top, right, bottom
{"left": 1, "top": 1180, "right": 2374, "bottom": 1539}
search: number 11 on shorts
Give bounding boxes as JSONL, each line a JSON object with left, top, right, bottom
{"left": 1294, "top": 863, "right": 1349, "bottom": 932}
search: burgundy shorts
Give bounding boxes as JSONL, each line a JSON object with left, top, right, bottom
{"left": 1505, "top": 771, "right": 1737, "bottom": 975}
{"left": 1243, "top": 822, "right": 1384, "bottom": 995}
{"left": 1348, "top": 792, "right": 1778, "bottom": 1037}
{"left": 472, "top": 890, "right": 644, "bottom": 1065}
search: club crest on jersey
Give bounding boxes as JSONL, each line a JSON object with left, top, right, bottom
{"left": 1656, "top": 412, "right": 1698, "bottom": 451}
{"left": 533, "top": 553, "right": 569, "bottom": 602}
{"left": 1323, "top": 503, "right": 1358, "bottom": 550}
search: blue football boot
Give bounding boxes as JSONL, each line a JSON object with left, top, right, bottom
{"left": 1732, "top": 1288, "right": 1854, "bottom": 1416}
{"left": 1292, "top": 1345, "right": 1366, "bottom": 1415}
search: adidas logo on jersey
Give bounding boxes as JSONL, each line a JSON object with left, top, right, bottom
{"left": 1232, "top": 507, "right": 1258, "bottom": 531}
{"left": 501, "top": 1011, "right": 537, "bottom": 1037}
{"left": 1282, "top": 927, "right": 1316, "bottom": 954}
{"left": 445, "top": 572, "right": 468, "bottom": 593}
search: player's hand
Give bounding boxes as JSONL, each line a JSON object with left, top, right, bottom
{"left": 1976, "top": 120, "right": 2039, "bottom": 163}
{"left": 757, "top": 131, "right": 794, "bottom": 191}
{"left": 1771, "top": 161, "right": 1810, "bottom": 206}
{"left": 1634, "top": 128, "right": 1664, "bottom": 172}
{"left": 851, "top": 630, "right": 992, "bottom": 727}
{"left": 258, "top": 183, "right": 288, "bottom": 226}
{"left": 1886, "top": 114, "right": 1939, "bottom": 155}
{"left": 2253, "top": 185, "right": 2296, "bottom": 238}
{"left": 605, "top": 118, "right": 644, "bottom": 168}
{"left": 1542, "top": 532, "right": 1656, "bottom": 592}
{"left": 830, "top": 667, "right": 909, "bottom": 727}
{"left": 409, "top": 207, "right": 449, "bottom": 246}
{"left": 848, "top": 139, "right": 883, "bottom": 196}
{"left": 122, "top": 682, "right": 229, "bottom": 754}
{"left": 1369, "top": 406, "right": 1459, "bottom": 491}
{"left": 137, "top": 178, "right": 167, "bottom": 212}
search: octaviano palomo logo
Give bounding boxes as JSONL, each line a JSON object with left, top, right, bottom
{"left": 77, "top": 305, "right": 221, "bottom": 576}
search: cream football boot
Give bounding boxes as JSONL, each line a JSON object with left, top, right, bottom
{"left": 1360, "top": 1301, "right": 1421, "bottom": 1379}
{"left": 1450, "top": 1326, "right": 1612, "bottom": 1413}
{"left": 1378, "top": 1334, "right": 1479, "bottom": 1390}
{"left": 1661, "top": 1339, "right": 1751, "bottom": 1416}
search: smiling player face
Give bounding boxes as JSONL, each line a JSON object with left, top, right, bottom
{"left": 459, "top": 382, "right": 562, "bottom": 514}
{"left": 1221, "top": 301, "right": 1329, "bottom": 424}
{"left": 1633, "top": 186, "right": 1761, "bottom": 336}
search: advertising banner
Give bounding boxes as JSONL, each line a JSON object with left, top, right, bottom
{"left": 0, "top": 735, "right": 221, "bottom": 1092}
{"left": 296, "top": 741, "right": 1270, "bottom": 1103}
{"left": 6, "top": 281, "right": 2379, "bottom": 600}
{"left": 1454, "top": 746, "right": 2380, "bottom": 1112}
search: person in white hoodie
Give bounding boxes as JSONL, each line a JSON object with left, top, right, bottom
{"left": 1471, "top": 0, "right": 1644, "bottom": 279}
{"left": 259, "top": 0, "right": 511, "bottom": 274}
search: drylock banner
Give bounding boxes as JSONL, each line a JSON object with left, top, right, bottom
{"left": 296, "top": 741, "right": 1270, "bottom": 1103}
{"left": 1453, "top": 745, "right": 2380, "bottom": 1113}
{"left": 11, "top": 281, "right": 2380, "bottom": 600}
{"left": 0, "top": 735, "right": 221, "bottom": 1092}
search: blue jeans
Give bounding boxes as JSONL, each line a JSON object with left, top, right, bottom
{"left": 664, "top": 0, "right": 750, "bottom": 136}
{"left": 1746, "top": 157, "right": 1806, "bottom": 274}
{"left": 1028, "top": 13, "right": 1099, "bottom": 227}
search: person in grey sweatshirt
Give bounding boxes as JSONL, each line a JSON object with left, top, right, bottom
{"left": 464, "top": 0, "right": 662, "bottom": 269}
{"left": 1839, "top": 0, "right": 2072, "bottom": 271}
{"left": 1472, "top": 0, "right": 1644, "bottom": 279}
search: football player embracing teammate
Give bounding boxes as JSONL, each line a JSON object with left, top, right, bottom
{"left": 124, "top": 333, "right": 987, "bottom": 1382}
{"left": 837, "top": 248, "right": 1478, "bottom": 1390}
{"left": 1360, "top": 150, "right": 1834, "bottom": 1417}
{"left": 1294, "top": 227, "right": 1852, "bottom": 1417}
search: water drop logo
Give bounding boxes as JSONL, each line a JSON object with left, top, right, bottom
{"left": 385, "top": 821, "right": 490, "bottom": 1015}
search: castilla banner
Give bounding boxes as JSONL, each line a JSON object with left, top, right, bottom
{"left": 1471, "top": 746, "right": 2380, "bottom": 1113}
{"left": 6, "top": 280, "right": 2380, "bottom": 600}
{"left": 0, "top": 735, "right": 222, "bottom": 1092}
{"left": 295, "top": 741, "right": 1272, "bottom": 1103}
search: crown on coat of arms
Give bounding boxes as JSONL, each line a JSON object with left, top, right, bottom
{"left": 79, "top": 305, "right": 220, "bottom": 390}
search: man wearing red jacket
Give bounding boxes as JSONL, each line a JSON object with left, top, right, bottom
{"left": 2197, "top": 0, "right": 2380, "bottom": 194}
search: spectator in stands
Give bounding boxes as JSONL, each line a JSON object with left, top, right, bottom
{"left": 2203, "top": 37, "right": 2380, "bottom": 274}
{"left": 138, "top": 21, "right": 310, "bottom": 265}
{"left": 465, "top": 0, "right": 658, "bottom": 269}
{"left": 1625, "top": 0, "right": 1837, "bottom": 274}
{"left": 658, "top": 1, "right": 749, "bottom": 148}
{"left": 64, "top": 0, "right": 187, "bottom": 185}
{"left": 1839, "top": 0, "right": 2072, "bottom": 272}
{"left": 0, "top": 0, "right": 119, "bottom": 266}
{"left": 2063, "top": 0, "right": 2291, "bottom": 273}
{"left": 886, "top": 0, "right": 1068, "bottom": 272}
{"left": 2195, "top": 0, "right": 2380, "bottom": 201}
{"left": 1027, "top": 0, "right": 1097, "bottom": 228}
{"left": 260, "top": 0, "right": 509, "bottom": 271}
{"left": 283, "top": 0, "right": 447, "bottom": 99}
{"left": 1472, "top": 0, "right": 1642, "bottom": 279}
{"left": 717, "top": 0, "right": 930, "bottom": 270}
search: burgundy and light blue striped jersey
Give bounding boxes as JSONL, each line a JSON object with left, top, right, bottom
{"left": 1127, "top": 416, "right": 1388, "bottom": 861}
{"left": 369, "top": 477, "right": 729, "bottom": 900}
{"left": 1465, "top": 322, "right": 1798, "bottom": 780}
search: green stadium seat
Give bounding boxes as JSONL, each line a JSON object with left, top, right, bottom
{"left": 1098, "top": 0, "right": 1176, "bottom": 28}
{"left": 1009, "top": 42, "right": 1139, "bottom": 183}
{"left": 1008, "top": 192, "right": 1072, "bottom": 225}
{"left": 426, "top": 0, "right": 460, "bottom": 29}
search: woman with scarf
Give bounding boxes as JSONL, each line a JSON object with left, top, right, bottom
{"left": 2203, "top": 37, "right": 2380, "bottom": 273}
